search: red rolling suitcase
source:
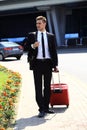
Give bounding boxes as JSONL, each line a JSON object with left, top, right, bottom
{"left": 50, "top": 72, "right": 69, "bottom": 108}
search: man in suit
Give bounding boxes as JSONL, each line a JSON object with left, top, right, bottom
{"left": 27, "top": 16, "right": 58, "bottom": 117}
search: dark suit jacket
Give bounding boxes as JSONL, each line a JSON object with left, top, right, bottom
{"left": 27, "top": 31, "right": 58, "bottom": 70}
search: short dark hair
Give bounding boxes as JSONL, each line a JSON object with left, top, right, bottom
{"left": 36, "top": 16, "right": 47, "bottom": 23}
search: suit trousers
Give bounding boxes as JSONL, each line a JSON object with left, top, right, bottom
{"left": 33, "top": 59, "right": 52, "bottom": 112}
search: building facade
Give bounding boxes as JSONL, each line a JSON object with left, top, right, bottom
{"left": 0, "top": 0, "right": 87, "bottom": 47}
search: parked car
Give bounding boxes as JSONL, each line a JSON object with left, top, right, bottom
{"left": 0, "top": 41, "right": 23, "bottom": 61}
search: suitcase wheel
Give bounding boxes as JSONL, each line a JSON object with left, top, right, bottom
{"left": 67, "top": 105, "right": 69, "bottom": 108}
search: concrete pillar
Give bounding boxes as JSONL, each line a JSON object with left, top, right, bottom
{"left": 46, "top": 11, "right": 53, "bottom": 33}
{"left": 51, "top": 6, "right": 66, "bottom": 47}
{"left": 51, "top": 7, "right": 61, "bottom": 47}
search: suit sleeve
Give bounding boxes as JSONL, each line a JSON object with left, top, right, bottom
{"left": 50, "top": 34, "right": 58, "bottom": 67}
{"left": 27, "top": 32, "right": 36, "bottom": 62}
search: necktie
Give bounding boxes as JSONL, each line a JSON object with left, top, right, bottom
{"left": 41, "top": 33, "right": 45, "bottom": 57}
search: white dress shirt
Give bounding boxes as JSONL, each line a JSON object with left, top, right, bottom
{"left": 36, "top": 31, "right": 51, "bottom": 59}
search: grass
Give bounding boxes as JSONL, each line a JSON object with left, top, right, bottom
{"left": 0, "top": 65, "right": 21, "bottom": 130}
{"left": 0, "top": 72, "right": 9, "bottom": 91}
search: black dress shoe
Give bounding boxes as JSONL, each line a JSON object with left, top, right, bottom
{"left": 45, "top": 110, "right": 54, "bottom": 114}
{"left": 38, "top": 111, "right": 45, "bottom": 118}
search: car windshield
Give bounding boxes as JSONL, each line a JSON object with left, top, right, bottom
{"left": 0, "top": 42, "right": 19, "bottom": 47}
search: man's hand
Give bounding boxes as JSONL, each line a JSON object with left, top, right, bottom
{"left": 33, "top": 41, "right": 39, "bottom": 48}
{"left": 53, "top": 67, "right": 59, "bottom": 72}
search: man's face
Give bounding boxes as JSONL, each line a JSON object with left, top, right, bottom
{"left": 36, "top": 20, "right": 46, "bottom": 31}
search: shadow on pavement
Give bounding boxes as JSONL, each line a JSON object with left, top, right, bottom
{"left": 52, "top": 106, "right": 68, "bottom": 113}
{"left": 14, "top": 115, "right": 46, "bottom": 130}
{"left": 14, "top": 107, "right": 67, "bottom": 130}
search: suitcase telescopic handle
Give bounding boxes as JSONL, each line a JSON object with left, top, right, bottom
{"left": 52, "top": 71, "right": 60, "bottom": 84}
{"left": 52, "top": 71, "right": 63, "bottom": 92}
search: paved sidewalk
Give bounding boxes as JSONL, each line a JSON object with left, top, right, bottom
{"left": 0, "top": 50, "right": 87, "bottom": 130}
{"left": 13, "top": 61, "right": 87, "bottom": 130}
